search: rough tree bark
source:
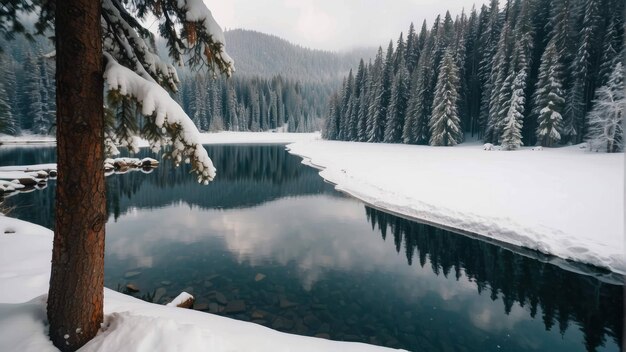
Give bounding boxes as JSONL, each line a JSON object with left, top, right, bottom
{"left": 47, "top": 0, "right": 105, "bottom": 350}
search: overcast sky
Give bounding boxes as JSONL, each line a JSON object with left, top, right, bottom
{"left": 206, "top": 0, "right": 491, "bottom": 52}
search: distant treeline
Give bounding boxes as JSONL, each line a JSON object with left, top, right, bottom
{"left": 175, "top": 73, "right": 328, "bottom": 133}
{"left": 0, "top": 32, "right": 341, "bottom": 135}
{"left": 324, "top": 0, "right": 624, "bottom": 152}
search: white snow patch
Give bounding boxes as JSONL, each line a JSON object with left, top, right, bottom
{"left": 287, "top": 140, "right": 625, "bottom": 274}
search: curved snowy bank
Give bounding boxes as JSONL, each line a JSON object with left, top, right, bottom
{"left": 287, "top": 140, "right": 625, "bottom": 277}
{"left": 0, "top": 216, "right": 402, "bottom": 352}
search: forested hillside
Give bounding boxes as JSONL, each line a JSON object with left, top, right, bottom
{"left": 324, "top": 0, "right": 624, "bottom": 152}
{"left": 173, "top": 30, "right": 373, "bottom": 133}
{"left": 223, "top": 29, "right": 373, "bottom": 82}
{"left": 0, "top": 29, "right": 372, "bottom": 135}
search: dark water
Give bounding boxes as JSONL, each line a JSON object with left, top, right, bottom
{"left": 1, "top": 145, "right": 623, "bottom": 352}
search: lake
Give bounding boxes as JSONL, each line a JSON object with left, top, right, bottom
{"left": 0, "top": 144, "right": 622, "bottom": 352}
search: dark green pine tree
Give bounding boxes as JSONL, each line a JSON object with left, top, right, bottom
{"left": 485, "top": 17, "right": 513, "bottom": 144}
{"left": 429, "top": 49, "right": 463, "bottom": 146}
{"left": 393, "top": 32, "right": 405, "bottom": 74}
{"left": 478, "top": 0, "right": 502, "bottom": 137}
{"left": 565, "top": 0, "right": 602, "bottom": 143}
{"left": 0, "top": 53, "right": 17, "bottom": 135}
{"left": 0, "top": 79, "right": 16, "bottom": 135}
{"left": 326, "top": 93, "right": 341, "bottom": 140}
{"left": 533, "top": 39, "right": 565, "bottom": 147}
{"left": 368, "top": 43, "right": 393, "bottom": 143}
{"left": 366, "top": 48, "right": 384, "bottom": 141}
{"left": 596, "top": 12, "right": 623, "bottom": 87}
{"left": 356, "top": 60, "right": 370, "bottom": 141}
{"left": 23, "top": 53, "right": 46, "bottom": 133}
{"left": 405, "top": 22, "right": 419, "bottom": 73}
{"left": 463, "top": 5, "right": 483, "bottom": 136}
{"left": 384, "top": 58, "right": 410, "bottom": 143}
{"left": 403, "top": 23, "right": 436, "bottom": 145}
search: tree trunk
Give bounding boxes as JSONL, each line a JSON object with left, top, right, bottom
{"left": 48, "top": 0, "right": 105, "bottom": 350}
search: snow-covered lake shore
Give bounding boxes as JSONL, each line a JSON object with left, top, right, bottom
{"left": 0, "top": 131, "right": 321, "bottom": 146}
{"left": 0, "top": 216, "right": 403, "bottom": 352}
{"left": 287, "top": 140, "right": 625, "bottom": 275}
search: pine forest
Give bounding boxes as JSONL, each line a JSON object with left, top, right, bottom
{"left": 323, "top": 0, "right": 624, "bottom": 152}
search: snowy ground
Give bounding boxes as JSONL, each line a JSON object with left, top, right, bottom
{"left": 287, "top": 140, "right": 625, "bottom": 275}
{"left": 0, "top": 133, "right": 56, "bottom": 145}
{"left": 0, "top": 132, "right": 320, "bottom": 146}
{"left": 0, "top": 216, "right": 402, "bottom": 352}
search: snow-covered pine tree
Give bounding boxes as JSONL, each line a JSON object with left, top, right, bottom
{"left": 585, "top": 62, "right": 624, "bottom": 152}
{"left": 596, "top": 13, "right": 623, "bottom": 87}
{"left": 357, "top": 61, "right": 372, "bottom": 141}
{"left": 429, "top": 49, "right": 463, "bottom": 146}
{"left": 0, "top": 80, "right": 16, "bottom": 135}
{"left": 478, "top": 0, "right": 502, "bottom": 137}
{"left": 534, "top": 39, "right": 565, "bottom": 147}
{"left": 340, "top": 69, "right": 354, "bottom": 140}
{"left": 501, "top": 70, "right": 527, "bottom": 150}
{"left": 393, "top": 33, "right": 405, "bottom": 74}
{"left": 402, "top": 67, "right": 421, "bottom": 144}
{"left": 366, "top": 47, "right": 384, "bottom": 142}
{"left": 463, "top": 5, "right": 482, "bottom": 137}
{"left": 38, "top": 50, "right": 55, "bottom": 133}
{"left": 0, "top": 54, "right": 17, "bottom": 135}
{"left": 406, "top": 18, "right": 441, "bottom": 145}
{"left": 323, "top": 93, "right": 340, "bottom": 140}
{"left": 22, "top": 53, "right": 46, "bottom": 133}
{"left": 565, "top": 0, "right": 602, "bottom": 143}
{"left": 485, "top": 19, "right": 513, "bottom": 144}
{"left": 405, "top": 22, "right": 419, "bottom": 73}
{"left": 384, "top": 58, "right": 410, "bottom": 143}
{"left": 368, "top": 41, "right": 394, "bottom": 142}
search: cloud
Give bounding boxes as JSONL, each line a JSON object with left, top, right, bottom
{"left": 206, "top": 0, "right": 491, "bottom": 51}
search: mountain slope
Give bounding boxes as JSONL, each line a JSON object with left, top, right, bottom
{"left": 223, "top": 29, "right": 373, "bottom": 82}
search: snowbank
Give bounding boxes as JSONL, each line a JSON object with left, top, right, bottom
{"left": 0, "top": 134, "right": 55, "bottom": 145}
{"left": 0, "top": 216, "right": 402, "bottom": 352}
{"left": 287, "top": 140, "right": 625, "bottom": 274}
{"left": 0, "top": 132, "right": 320, "bottom": 146}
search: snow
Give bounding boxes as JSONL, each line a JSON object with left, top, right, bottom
{"left": 0, "top": 216, "right": 402, "bottom": 351}
{"left": 287, "top": 140, "right": 625, "bottom": 274}
{"left": 1, "top": 132, "right": 320, "bottom": 146}
{"left": 0, "top": 133, "right": 55, "bottom": 145}
{"left": 165, "top": 292, "right": 194, "bottom": 307}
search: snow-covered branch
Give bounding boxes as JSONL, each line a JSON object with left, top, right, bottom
{"left": 103, "top": 52, "right": 216, "bottom": 183}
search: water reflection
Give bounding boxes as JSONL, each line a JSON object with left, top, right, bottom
{"left": 0, "top": 145, "right": 622, "bottom": 352}
{"left": 365, "top": 207, "right": 623, "bottom": 352}
{"left": 106, "top": 145, "right": 336, "bottom": 220}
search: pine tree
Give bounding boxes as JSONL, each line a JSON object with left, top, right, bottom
{"left": 485, "top": 18, "right": 513, "bottom": 143}
{"left": 501, "top": 70, "right": 527, "bottom": 150}
{"left": 23, "top": 53, "right": 46, "bottom": 133}
{"left": 0, "top": 80, "right": 16, "bottom": 135}
{"left": 596, "top": 14, "right": 623, "bottom": 87}
{"left": 534, "top": 40, "right": 565, "bottom": 147}
{"left": 366, "top": 47, "right": 386, "bottom": 142}
{"left": 478, "top": 0, "right": 502, "bottom": 137}
{"left": 384, "top": 59, "right": 410, "bottom": 143}
{"left": 586, "top": 62, "right": 623, "bottom": 152}
{"left": 405, "top": 22, "right": 419, "bottom": 72}
{"left": 429, "top": 50, "right": 463, "bottom": 146}
{"left": 565, "top": 0, "right": 602, "bottom": 142}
